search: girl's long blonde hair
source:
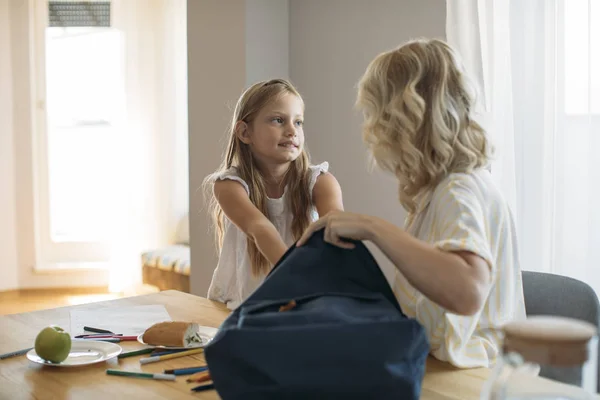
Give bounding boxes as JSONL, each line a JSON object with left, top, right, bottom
{"left": 204, "top": 79, "right": 312, "bottom": 276}
{"left": 356, "top": 38, "right": 492, "bottom": 214}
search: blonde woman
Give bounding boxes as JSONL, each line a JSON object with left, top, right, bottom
{"left": 205, "top": 79, "right": 344, "bottom": 310}
{"left": 298, "top": 39, "right": 525, "bottom": 368}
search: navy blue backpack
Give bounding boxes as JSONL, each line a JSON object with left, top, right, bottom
{"left": 204, "top": 229, "right": 430, "bottom": 399}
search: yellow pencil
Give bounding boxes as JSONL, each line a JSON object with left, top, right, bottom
{"left": 139, "top": 348, "right": 204, "bottom": 365}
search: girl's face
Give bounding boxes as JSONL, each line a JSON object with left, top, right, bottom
{"left": 239, "top": 93, "right": 305, "bottom": 167}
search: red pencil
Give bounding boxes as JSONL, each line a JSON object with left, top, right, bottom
{"left": 114, "top": 336, "right": 138, "bottom": 341}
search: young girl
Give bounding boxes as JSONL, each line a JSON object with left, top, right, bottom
{"left": 298, "top": 39, "right": 526, "bottom": 368}
{"left": 205, "top": 78, "right": 344, "bottom": 310}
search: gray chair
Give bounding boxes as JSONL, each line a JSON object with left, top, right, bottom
{"left": 522, "top": 271, "right": 600, "bottom": 391}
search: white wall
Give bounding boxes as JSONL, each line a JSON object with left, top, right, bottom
{"left": 289, "top": 0, "right": 446, "bottom": 281}
{"left": 245, "top": 0, "right": 289, "bottom": 85}
{"left": 0, "top": 0, "right": 19, "bottom": 292}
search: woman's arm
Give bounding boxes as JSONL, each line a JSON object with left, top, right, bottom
{"left": 297, "top": 210, "right": 491, "bottom": 316}
{"left": 214, "top": 180, "right": 287, "bottom": 265}
{"left": 368, "top": 217, "right": 491, "bottom": 316}
{"left": 312, "top": 172, "right": 344, "bottom": 217}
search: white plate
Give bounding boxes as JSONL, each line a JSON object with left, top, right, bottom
{"left": 136, "top": 325, "right": 219, "bottom": 350}
{"left": 27, "top": 340, "right": 122, "bottom": 367}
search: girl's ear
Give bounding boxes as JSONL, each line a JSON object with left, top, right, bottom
{"left": 235, "top": 121, "right": 252, "bottom": 144}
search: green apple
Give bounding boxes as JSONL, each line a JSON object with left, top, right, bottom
{"left": 34, "top": 325, "right": 72, "bottom": 363}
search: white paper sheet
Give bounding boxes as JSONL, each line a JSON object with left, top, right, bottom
{"left": 69, "top": 305, "right": 172, "bottom": 336}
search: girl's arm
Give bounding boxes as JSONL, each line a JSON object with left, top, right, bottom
{"left": 214, "top": 180, "right": 287, "bottom": 265}
{"left": 312, "top": 172, "right": 344, "bottom": 217}
{"left": 368, "top": 217, "right": 491, "bottom": 316}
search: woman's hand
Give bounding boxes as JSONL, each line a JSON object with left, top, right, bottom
{"left": 296, "top": 211, "right": 377, "bottom": 249}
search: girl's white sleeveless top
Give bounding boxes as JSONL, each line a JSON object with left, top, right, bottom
{"left": 207, "top": 162, "right": 329, "bottom": 310}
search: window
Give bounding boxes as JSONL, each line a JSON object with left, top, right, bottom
{"left": 33, "top": 1, "right": 123, "bottom": 269}
{"left": 564, "top": 0, "right": 599, "bottom": 114}
{"left": 447, "top": 0, "right": 600, "bottom": 293}
{"left": 561, "top": 0, "right": 600, "bottom": 285}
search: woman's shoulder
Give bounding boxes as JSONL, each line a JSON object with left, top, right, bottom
{"left": 439, "top": 168, "right": 498, "bottom": 195}
{"left": 431, "top": 168, "right": 507, "bottom": 212}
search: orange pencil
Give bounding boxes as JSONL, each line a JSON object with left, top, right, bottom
{"left": 186, "top": 370, "right": 209, "bottom": 380}
{"left": 186, "top": 371, "right": 211, "bottom": 383}
{"left": 187, "top": 374, "right": 212, "bottom": 384}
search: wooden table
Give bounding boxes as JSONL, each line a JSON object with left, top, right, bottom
{"left": 0, "top": 290, "right": 592, "bottom": 399}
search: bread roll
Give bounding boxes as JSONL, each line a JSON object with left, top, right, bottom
{"left": 142, "top": 321, "right": 203, "bottom": 347}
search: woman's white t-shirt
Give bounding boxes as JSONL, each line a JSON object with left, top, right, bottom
{"left": 207, "top": 162, "right": 329, "bottom": 310}
{"left": 393, "top": 168, "right": 526, "bottom": 368}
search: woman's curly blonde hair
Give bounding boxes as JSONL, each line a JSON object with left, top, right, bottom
{"left": 356, "top": 38, "right": 492, "bottom": 213}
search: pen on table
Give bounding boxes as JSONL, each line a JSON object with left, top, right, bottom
{"left": 84, "top": 326, "right": 114, "bottom": 334}
{"left": 191, "top": 383, "right": 215, "bottom": 392}
{"left": 0, "top": 347, "right": 33, "bottom": 360}
{"left": 139, "top": 348, "right": 204, "bottom": 365}
{"left": 106, "top": 369, "right": 176, "bottom": 381}
{"left": 117, "top": 348, "right": 155, "bottom": 359}
{"left": 164, "top": 365, "right": 208, "bottom": 376}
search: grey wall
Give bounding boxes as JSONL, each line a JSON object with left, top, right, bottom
{"left": 246, "top": 0, "right": 289, "bottom": 85}
{"left": 289, "top": 0, "right": 446, "bottom": 281}
{"left": 187, "top": 0, "right": 247, "bottom": 296}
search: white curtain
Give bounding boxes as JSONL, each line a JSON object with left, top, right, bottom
{"left": 109, "top": 0, "right": 189, "bottom": 292}
{"left": 447, "top": 0, "right": 600, "bottom": 292}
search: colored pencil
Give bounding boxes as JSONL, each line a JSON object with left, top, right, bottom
{"left": 84, "top": 326, "right": 114, "bottom": 334}
{"left": 187, "top": 374, "right": 212, "bottom": 384}
{"left": 81, "top": 336, "right": 138, "bottom": 342}
{"left": 191, "top": 383, "right": 215, "bottom": 392}
{"left": 75, "top": 333, "right": 123, "bottom": 338}
{"left": 113, "top": 337, "right": 139, "bottom": 342}
{"left": 81, "top": 335, "right": 135, "bottom": 340}
{"left": 139, "top": 348, "right": 204, "bottom": 365}
{"left": 164, "top": 366, "right": 208, "bottom": 376}
{"left": 118, "top": 348, "right": 155, "bottom": 359}
{"left": 106, "top": 369, "right": 176, "bottom": 381}
{"left": 0, "top": 347, "right": 33, "bottom": 360}
{"left": 151, "top": 349, "right": 189, "bottom": 357}
{"left": 186, "top": 370, "right": 211, "bottom": 382}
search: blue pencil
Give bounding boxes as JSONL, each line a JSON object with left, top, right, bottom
{"left": 191, "top": 383, "right": 215, "bottom": 392}
{"left": 0, "top": 347, "right": 33, "bottom": 360}
{"left": 164, "top": 366, "right": 208, "bottom": 376}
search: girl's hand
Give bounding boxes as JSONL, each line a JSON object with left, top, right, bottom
{"left": 296, "top": 211, "right": 377, "bottom": 249}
